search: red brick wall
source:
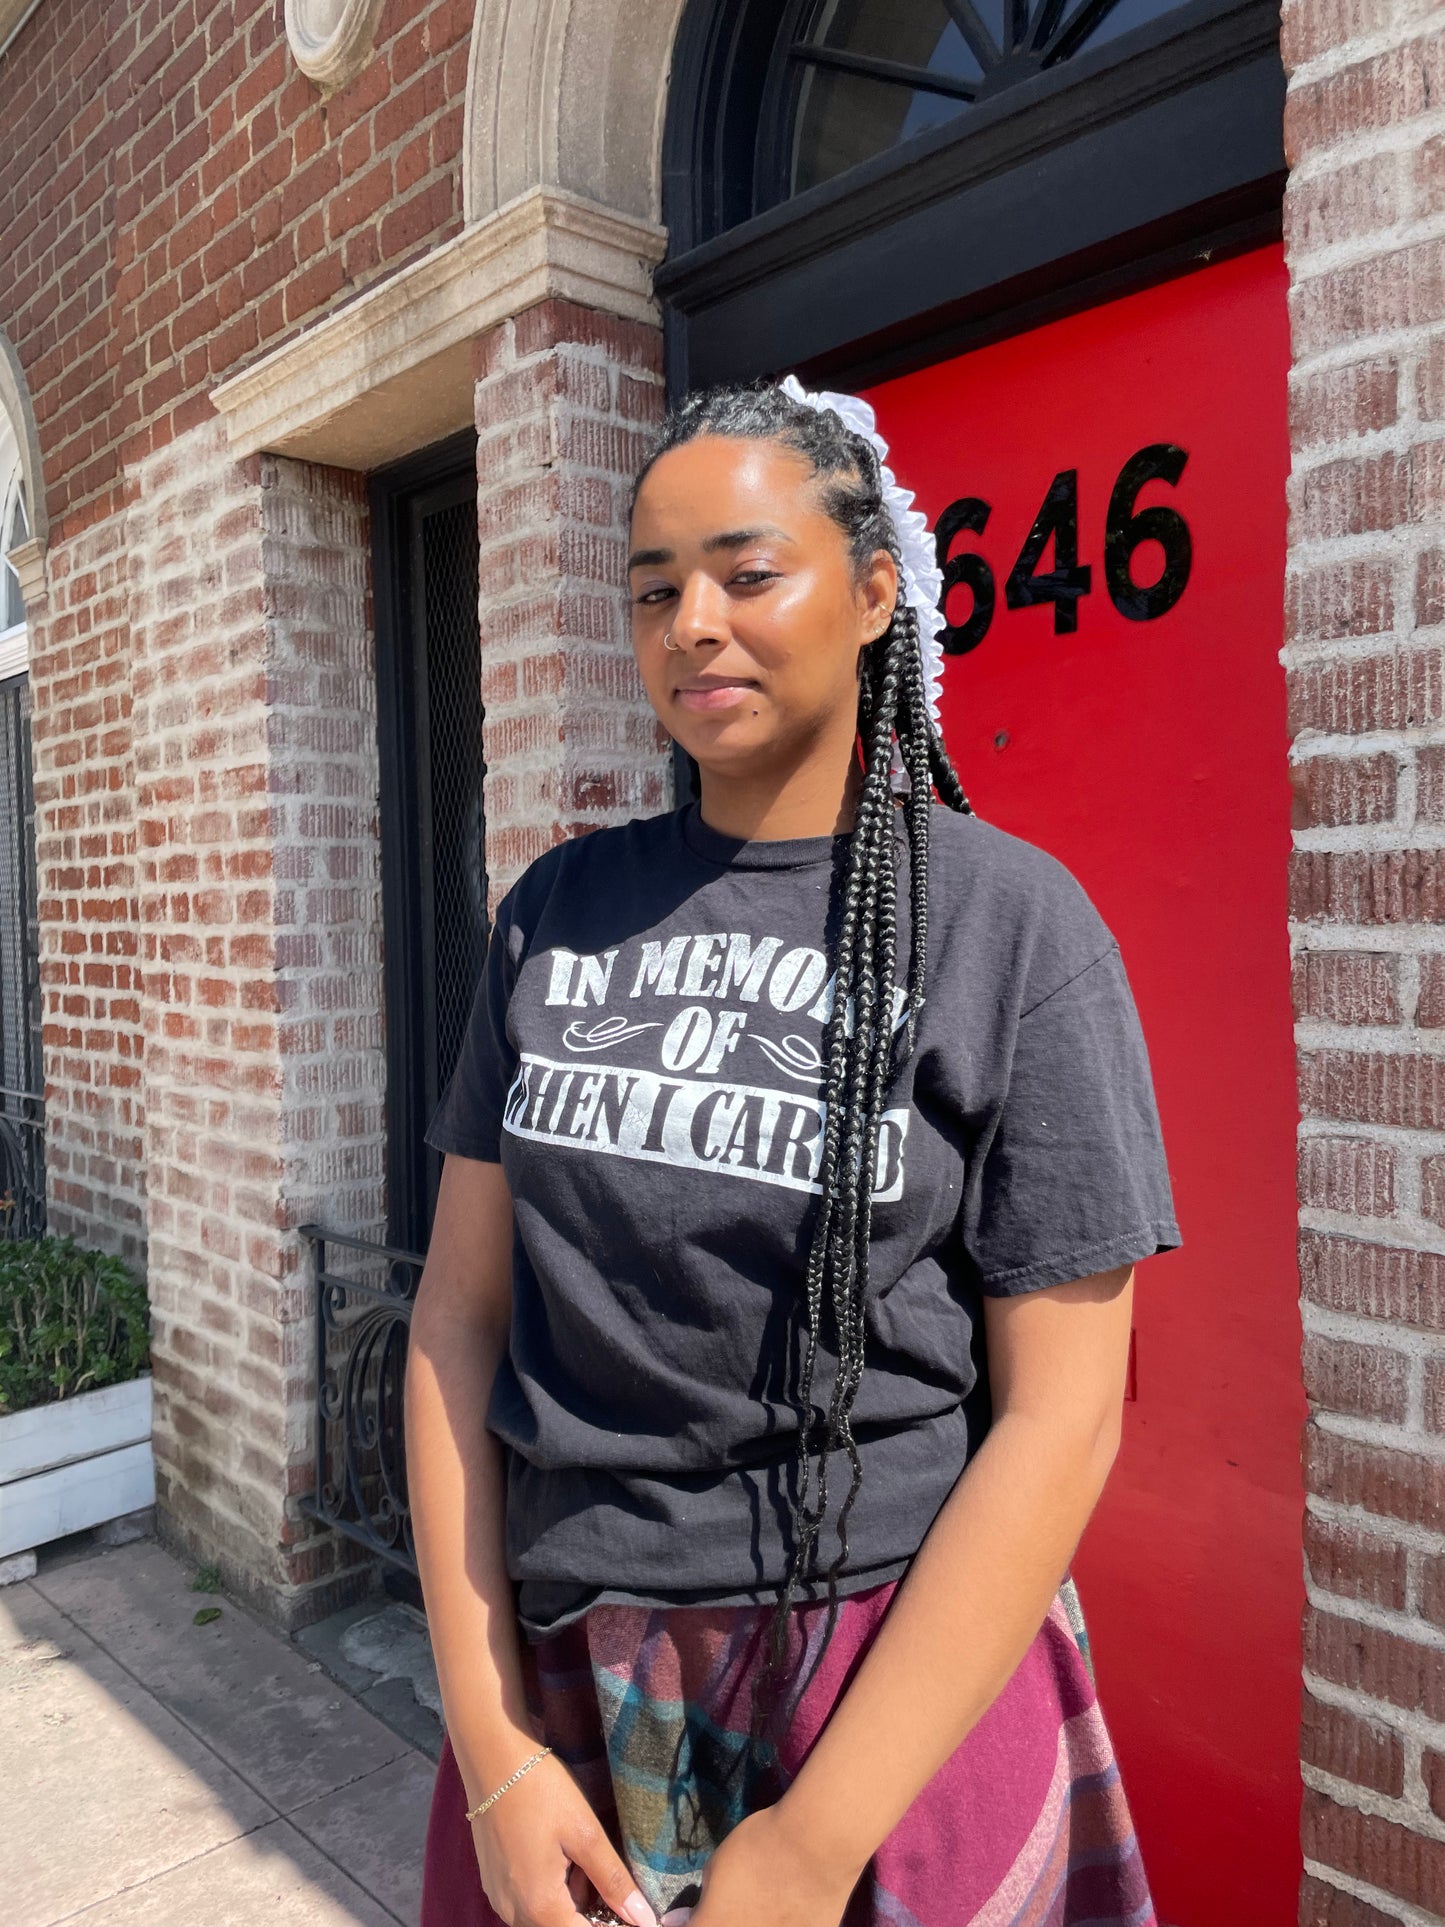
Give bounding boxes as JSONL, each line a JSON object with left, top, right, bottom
{"left": 30, "top": 507, "right": 143, "bottom": 1257}
{"left": 473, "top": 297, "right": 673, "bottom": 911}
{"left": 5, "top": 0, "right": 466, "bottom": 1270}
{"left": 1283, "top": 3, "right": 1445, "bottom": 1920}
{"left": 127, "top": 413, "right": 385, "bottom": 1618}
{"left": 0, "top": 0, "right": 470, "bottom": 547}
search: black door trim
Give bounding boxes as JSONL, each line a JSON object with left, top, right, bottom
{"left": 661, "top": 0, "right": 1284, "bottom": 395}
{"left": 371, "top": 428, "right": 482, "bottom": 1250}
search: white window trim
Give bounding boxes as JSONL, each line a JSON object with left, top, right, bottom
{"left": 0, "top": 619, "right": 27, "bottom": 681}
{"left": 1, "top": 410, "right": 32, "bottom": 657}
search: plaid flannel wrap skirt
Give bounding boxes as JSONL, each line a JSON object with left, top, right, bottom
{"left": 420, "top": 1577, "right": 1156, "bottom": 1927}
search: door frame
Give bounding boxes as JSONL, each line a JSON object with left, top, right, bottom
{"left": 370, "top": 428, "right": 483, "bottom": 1251}
{"left": 659, "top": 0, "right": 1286, "bottom": 394}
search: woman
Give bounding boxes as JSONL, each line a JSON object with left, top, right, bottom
{"left": 407, "top": 378, "right": 1180, "bottom": 1927}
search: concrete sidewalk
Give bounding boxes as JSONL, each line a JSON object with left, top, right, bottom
{"left": 2, "top": 1524, "right": 441, "bottom": 1927}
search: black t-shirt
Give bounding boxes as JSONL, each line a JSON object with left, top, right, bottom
{"left": 426, "top": 799, "right": 1180, "bottom": 1641}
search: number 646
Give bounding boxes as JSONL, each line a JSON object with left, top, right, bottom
{"left": 934, "top": 443, "right": 1192, "bottom": 655}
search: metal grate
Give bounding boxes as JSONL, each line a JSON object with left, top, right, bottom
{"left": 0, "top": 672, "right": 43, "bottom": 1239}
{"left": 418, "top": 498, "right": 487, "bottom": 1120}
{"left": 298, "top": 1226, "right": 422, "bottom": 1575}
{"left": 372, "top": 437, "right": 487, "bottom": 1252}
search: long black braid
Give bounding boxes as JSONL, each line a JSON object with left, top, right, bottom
{"left": 629, "top": 382, "right": 975, "bottom": 1800}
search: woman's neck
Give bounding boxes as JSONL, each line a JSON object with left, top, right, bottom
{"left": 693, "top": 753, "right": 868, "bottom": 842}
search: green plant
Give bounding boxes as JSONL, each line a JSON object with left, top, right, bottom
{"left": 191, "top": 1563, "right": 222, "bottom": 1593}
{"left": 0, "top": 1237, "right": 151, "bottom": 1417}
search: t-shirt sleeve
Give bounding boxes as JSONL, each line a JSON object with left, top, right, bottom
{"left": 962, "top": 944, "right": 1181, "bottom": 1295}
{"left": 425, "top": 886, "right": 521, "bottom": 1164}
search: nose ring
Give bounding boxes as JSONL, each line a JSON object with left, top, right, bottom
{"left": 663, "top": 631, "right": 682, "bottom": 652}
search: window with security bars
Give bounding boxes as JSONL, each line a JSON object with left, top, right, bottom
{"left": 372, "top": 434, "right": 487, "bottom": 1251}
{"left": 0, "top": 671, "right": 44, "bottom": 1236}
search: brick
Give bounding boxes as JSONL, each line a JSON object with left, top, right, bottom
{"left": 1290, "top": 238, "right": 1445, "bottom": 359}
{"left": 1305, "top": 1605, "right": 1445, "bottom": 1721}
{"left": 1419, "top": 549, "right": 1445, "bottom": 631}
{"left": 327, "top": 155, "right": 393, "bottom": 241}
{"left": 1304, "top": 1427, "right": 1445, "bottom": 1533}
{"left": 1416, "top": 134, "right": 1445, "bottom": 222}
{"left": 1417, "top": 954, "right": 1445, "bottom": 1026}
{"left": 1281, "top": 0, "right": 1437, "bottom": 69}
{"left": 1303, "top": 1333, "right": 1408, "bottom": 1422}
{"left": 1298, "top": 1874, "right": 1405, "bottom": 1927}
{"left": 1297, "top": 1134, "right": 1395, "bottom": 1214}
{"left": 1289, "top": 359, "right": 1399, "bottom": 451}
{"left": 1287, "top": 650, "right": 1437, "bottom": 739}
{"left": 1301, "top": 1692, "right": 1404, "bottom": 1798}
{"left": 1291, "top": 853, "right": 1445, "bottom": 925}
{"left": 1421, "top": 1155, "right": 1445, "bottom": 1231}
{"left": 9, "top": 0, "right": 470, "bottom": 536}
{"left": 1295, "top": 451, "right": 1412, "bottom": 543}
{"left": 1285, "top": 40, "right": 1440, "bottom": 163}
{"left": 1424, "top": 1354, "right": 1445, "bottom": 1433}
{"left": 1421, "top": 333, "right": 1445, "bottom": 424}
{"left": 1292, "top": 952, "right": 1399, "bottom": 1026}
{"left": 1299, "top": 1047, "right": 1445, "bottom": 1128}
{"left": 1425, "top": 1553, "right": 1445, "bottom": 1629}
{"left": 1291, "top": 753, "right": 1397, "bottom": 828}
{"left": 1302, "top": 1788, "right": 1445, "bottom": 1916}
{"left": 511, "top": 296, "right": 664, "bottom": 375}
{"left": 1304, "top": 1511, "right": 1407, "bottom": 1612}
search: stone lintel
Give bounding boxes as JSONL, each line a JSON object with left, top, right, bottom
{"left": 209, "top": 186, "right": 667, "bottom": 471}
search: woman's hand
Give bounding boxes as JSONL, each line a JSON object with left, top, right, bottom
{"left": 680, "top": 1806, "right": 863, "bottom": 1927}
{"left": 469, "top": 1752, "right": 658, "bottom": 1927}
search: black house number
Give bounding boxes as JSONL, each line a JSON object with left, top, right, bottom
{"left": 934, "top": 444, "right": 1192, "bottom": 655}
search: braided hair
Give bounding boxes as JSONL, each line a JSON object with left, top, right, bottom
{"left": 630, "top": 381, "right": 974, "bottom": 1797}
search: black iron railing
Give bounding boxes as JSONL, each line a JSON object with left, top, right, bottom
{"left": 0, "top": 1086, "right": 45, "bottom": 1240}
{"left": 298, "top": 1225, "right": 424, "bottom": 1576}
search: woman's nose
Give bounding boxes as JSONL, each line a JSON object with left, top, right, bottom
{"left": 669, "top": 572, "right": 729, "bottom": 648}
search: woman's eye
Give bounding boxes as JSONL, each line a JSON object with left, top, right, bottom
{"left": 731, "top": 569, "right": 778, "bottom": 588}
{"left": 633, "top": 585, "right": 676, "bottom": 606}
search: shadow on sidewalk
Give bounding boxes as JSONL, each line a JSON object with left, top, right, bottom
{"left": 1, "top": 1520, "right": 439, "bottom": 1927}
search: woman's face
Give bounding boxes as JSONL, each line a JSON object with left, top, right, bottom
{"left": 627, "top": 434, "right": 897, "bottom": 783}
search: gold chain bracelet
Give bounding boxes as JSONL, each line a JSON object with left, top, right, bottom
{"left": 464, "top": 1745, "right": 554, "bottom": 1823}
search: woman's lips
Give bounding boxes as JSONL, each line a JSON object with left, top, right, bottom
{"left": 673, "top": 681, "right": 757, "bottom": 711}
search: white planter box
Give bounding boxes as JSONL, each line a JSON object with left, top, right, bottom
{"left": 0, "top": 1373, "right": 155, "bottom": 1560}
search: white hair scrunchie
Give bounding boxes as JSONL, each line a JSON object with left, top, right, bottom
{"left": 777, "top": 373, "right": 946, "bottom": 795}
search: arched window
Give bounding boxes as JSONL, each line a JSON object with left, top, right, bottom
{"left": 3, "top": 483, "right": 28, "bottom": 634}
{"left": 0, "top": 412, "right": 30, "bottom": 674}
{"left": 661, "top": 0, "right": 1284, "bottom": 388}
{"left": 784, "top": 0, "right": 1202, "bottom": 197}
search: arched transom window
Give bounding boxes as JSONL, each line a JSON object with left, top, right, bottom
{"left": 788, "top": 0, "right": 1197, "bottom": 193}
{"left": 661, "top": 0, "right": 1281, "bottom": 388}
{"left": 0, "top": 411, "right": 30, "bottom": 676}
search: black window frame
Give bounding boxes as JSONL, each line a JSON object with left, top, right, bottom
{"left": 659, "top": 0, "right": 1285, "bottom": 396}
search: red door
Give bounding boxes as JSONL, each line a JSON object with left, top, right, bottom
{"left": 863, "top": 246, "right": 1303, "bottom": 1925}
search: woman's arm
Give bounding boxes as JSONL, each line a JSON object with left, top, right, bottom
{"left": 688, "top": 1262, "right": 1135, "bottom": 1924}
{"left": 405, "top": 1153, "right": 658, "bottom": 1927}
